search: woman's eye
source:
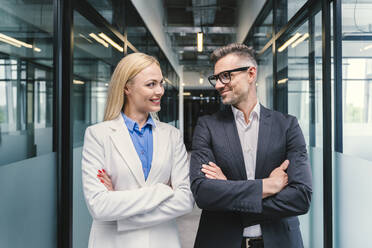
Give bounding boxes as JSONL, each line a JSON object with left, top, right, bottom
{"left": 147, "top": 82, "right": 155, "bottom": 87}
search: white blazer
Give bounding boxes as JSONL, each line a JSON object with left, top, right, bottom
{"left": 82, "top": 115, "right": 194, "bottom": 248}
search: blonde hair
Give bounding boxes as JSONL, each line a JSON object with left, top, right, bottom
{"left": 103, "top": 53, "right": 160, "bottom": 121}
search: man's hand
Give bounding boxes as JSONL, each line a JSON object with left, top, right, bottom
{"left": 201, "top": 162, "right": 227, "bottom": 180}
{"left": 262, "top": 160, "right": 289, "bottom": 198}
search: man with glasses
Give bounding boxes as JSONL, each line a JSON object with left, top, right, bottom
{"left": 190, "top": 43, "right": 312, "bottom": 248}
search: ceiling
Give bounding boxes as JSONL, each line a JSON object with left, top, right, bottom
{"left": 164, "top": 0, "right": 239, "bottom": 77}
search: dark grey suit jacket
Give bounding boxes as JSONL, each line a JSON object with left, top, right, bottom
{"left": 190, "top": 105, "right": 312, "bottom": 248}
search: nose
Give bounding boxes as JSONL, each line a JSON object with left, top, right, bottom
{"left": 155, "top": 84, "right": 164, "bottom": 96}
{"left": 215, "top": 79, "right": 225, "bottom": 90}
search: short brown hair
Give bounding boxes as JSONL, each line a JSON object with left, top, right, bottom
{"left": 210, "top": 43, "right": 257, "bottom": 67}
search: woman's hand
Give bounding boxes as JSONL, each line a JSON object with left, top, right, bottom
{"left": 97, "top": 169, "right": 114, "bottom": 191}
{"left": 201, "top": 162, "right": 227, "bottom": 180}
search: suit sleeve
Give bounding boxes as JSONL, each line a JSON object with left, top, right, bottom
{"left": 242, "top": 117, "right": 313, "bottom": 226}
{"left": 116, "top": 129, "right": 194, "bottom": 232}
{"left": 82, "top": 126, "right": 174, "bottom": 222}
{"left": 189, "top": 117, "right": 263, "bottom": 213}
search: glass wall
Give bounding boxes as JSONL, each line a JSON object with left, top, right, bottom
{"left": 245, "top": 0, "right": 372, "bottom": 247}
{"left": 333, "top": 1, "right": 372, "bottom": 247}
{"left": 0, "top": 0, "right": 57, "bottom": 247}
{"left": 0, "top": 0, "right": 181, "bottom": 248}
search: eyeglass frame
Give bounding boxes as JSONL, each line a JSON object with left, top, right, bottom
{"left": 208, "top": 66, "right": 251, "bottom": 87}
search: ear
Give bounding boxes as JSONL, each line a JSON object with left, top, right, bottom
{"left": 124, "top": 84, "right": 131, "bottom": 95}
{"left": 248, "top": 67, "right": 257, "bottom": 84}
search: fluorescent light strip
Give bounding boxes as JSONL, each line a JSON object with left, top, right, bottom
{"left": 291, "top": 33, "right": 309, "bottom": 48}
{"left": 98, "top": 33, "right": 123, "bottom": 52}
{"left": 89, "top": 33, "right": 109, "bottom": 48}
{"left": 278, "top": 78, "right": 288, "bottom": 84}
{"left": 197, "top": 32, "right": 203, "bottom": 52}
{"left": 0, "top": 33, "right": 33, "bottom": 48}
{"left": 73, "top": 80, "right": 85, "bottom": 85}
{"left": 33, "top": 47, "right": 41, "bottom": 52}
{"left": 278, "top": 33, "right": 302, "bottom": 52}
{"left": 0, "top": 36, "right": 21, "bottom": 47}
{"left": 199, "top": 78, "right": 204, "bottom": 84}
{"left": 183, "top": 92, "right": 191, "bottom": 96}
{"left": 362, "top": 44, "right": 372, "bottom": 51}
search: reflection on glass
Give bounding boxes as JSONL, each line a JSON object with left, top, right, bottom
{"left": 333, "top": 1, "right": 372, "bottom": 248}
{"left": 73, "top": 11, "right": 123, "bottom": 147}
{"left": 254, "top": 10, "right": 273, "bottom": 53}
{"left": 276, "top": 0, "right": 308, "bottom": 31}
{"left": 0, "top": 1, "right": 54, "bottom": 165}
{"left": 256, "top": 46, "right": 273, "bottom": 109}
{"left": 276, "top": 14, "right": 324, "bottom": 248}
{"left": 342, "top": 1, "right": 372, "bottom": 161}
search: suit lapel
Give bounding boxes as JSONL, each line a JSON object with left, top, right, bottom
{"left": 222, "top": 107, "right": 248, "bottom": 180}
{"left": 255, "top": 105, "right": 273, "bottom": 179}
{"left": 109, "top": 115, "right": 146, "bottom": 186}
{"left": 144, "top": 121, "right": 159, "bottom": 185}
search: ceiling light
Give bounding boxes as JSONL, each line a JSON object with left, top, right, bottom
{"left": 0, "top": 33, "right": 32, "bottom": 48}
{"left": 278, "top": 33, "right": 301, "bottom": 52}
{"left": 33, "top": 47, "right": 41, "bottom": 52}
{"left": 277, "top": 78, "right": 288, "bottom": 84}
{"left": 89, "top": 33, "right": 109, "bottom": 48}
{"left": 197, "top": 32, "right": 203, "bottom": 52}
{"left": 73, "top": 80, "right": 85, "bottom": 85}
{"left": 360, "top": 44, "right": 372, "bottom": 51}
{"left": 98, "top": 33, "right": 123, "bottom": 52}
{"left": 183, "top": 92, "right": 191, "bottom": 96}
{"left": 291, "top": 33, "right": 309, "bottom": 48}
{"left": 0, "top": 37, "right": 21, "bottom": 47}
{"left": 199, "top": 77, "right": 204, "bottom": 84}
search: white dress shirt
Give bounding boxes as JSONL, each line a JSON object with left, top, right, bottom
{"left": 231, "top": 102, "right": 262, "bottom": 238}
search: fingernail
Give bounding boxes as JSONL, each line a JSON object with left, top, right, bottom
{"left": 100, "top": 179, "right": 104, "bottom": 183}
{"left": 97, "top": 174, "right": 101, "bottom": 177}
{"left": 98, "top": 170, "right": 102, "bottom": 173}
{"left": 102, "top": 169, "right": 106, "bottom": 173}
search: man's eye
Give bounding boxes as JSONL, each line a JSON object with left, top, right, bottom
{"left": 220, "top": 72, "right": 229, "bottom": 79}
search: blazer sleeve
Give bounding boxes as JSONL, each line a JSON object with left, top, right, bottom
{"left": 189, "top": 116, "right": 263, "bottom": 213}
{"left": 242, "top": 117, "right": 313, "bottom": 226}
{"left": 117, "top": 128, "right": 195, "bottom": 232}
{"left": 82, "top": 126, "right": 174, "bottom": 222}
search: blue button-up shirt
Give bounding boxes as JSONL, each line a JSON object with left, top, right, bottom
{"left": 121, "top": 112, "right": 154, "bottom": 180}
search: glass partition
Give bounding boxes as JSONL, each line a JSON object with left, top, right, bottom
{"left": 0, "top": 1, "right": 57, "bottom": 247}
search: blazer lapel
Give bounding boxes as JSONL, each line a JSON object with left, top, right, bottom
{"left": 109, "top": 115, "right": 146, "bottom": 186}
{"left": 255, "top": 105, "right": 273, "bottom": 179}
{"left": 222, "top": 107, "right": 248, "bottom": 180}
{"left": 144, "top": 121, "right": 159, "bottom": 185}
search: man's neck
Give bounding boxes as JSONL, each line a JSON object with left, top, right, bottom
{"left": 233, "top": 97, "right": 258, "bottom": 124}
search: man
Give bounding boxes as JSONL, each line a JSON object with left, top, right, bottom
{"left": 190, "top": 43, "right": 312, "bottom": 248}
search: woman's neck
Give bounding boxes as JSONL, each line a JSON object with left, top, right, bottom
{"left": 123, "top": 105, "right": 148, "bottom": 129}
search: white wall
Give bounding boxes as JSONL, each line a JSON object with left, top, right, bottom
{"left": 236, "top": 0, "right": 267, "bottom": 43}
{"left": 131, "top": 0, "right": 182, "bottom": 77}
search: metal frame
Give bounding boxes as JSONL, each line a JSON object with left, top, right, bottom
{"left": 333, "top": 0, "right": 343, "bottom": 153}
{"left": 54, "top": 0, "right": 73, "bottom": 247}
{"left": 322, "top": 0, "right": 333, "bottom": 247}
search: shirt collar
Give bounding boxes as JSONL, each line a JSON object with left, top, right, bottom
{"left": 121, "top": 112, "right": 155, "bottom": 132}
{"left": 231, "top": 101, "right": 260, "bottom": 122}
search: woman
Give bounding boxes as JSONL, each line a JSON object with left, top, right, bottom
{"left": 82, "top": 53, "right": 194, "bottom": 248}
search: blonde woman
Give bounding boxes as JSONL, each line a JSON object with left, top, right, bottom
{"left": 82, "top": 53, "right": 194, "bottom": 248}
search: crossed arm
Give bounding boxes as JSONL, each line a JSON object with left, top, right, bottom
{"left": 82, "top": 127, "right": 194, "bottom": 232}
{"left": 189, "top": 116, "right": 312, "bottom": 223}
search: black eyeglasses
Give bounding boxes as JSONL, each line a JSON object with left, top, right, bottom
{"left": 208, "top": 66, "right": 250, "bottom": 87}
